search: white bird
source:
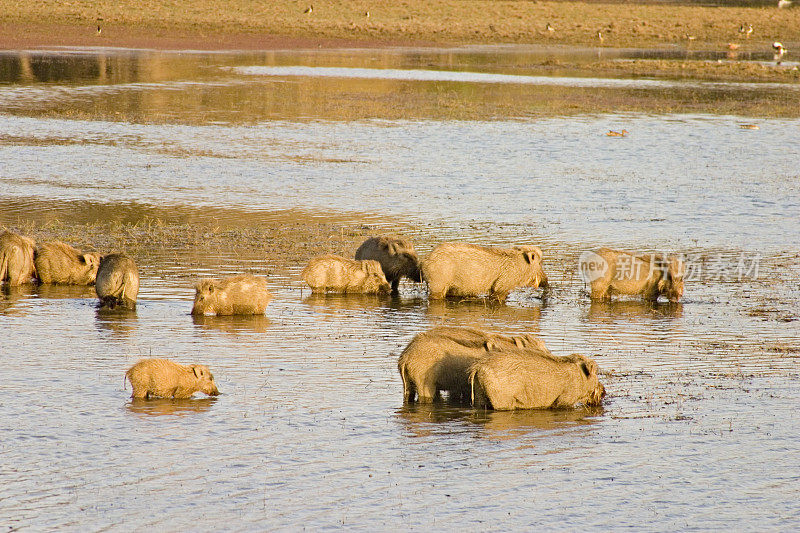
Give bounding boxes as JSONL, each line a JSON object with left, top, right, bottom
{"left": 546, "top": 23, "right": 555, "bottom": 33}
{"left": 778, "top": 0, "right": 792, "bottom": 8}
{"left": 773, "top": 42, "right": 787, "bottom": 64}
{"left": 303, "top": 5, "right": 313, "bottom": 14}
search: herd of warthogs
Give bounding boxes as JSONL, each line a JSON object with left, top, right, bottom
{"left": 2, "top": 231, "right": 686, "bottom": 408}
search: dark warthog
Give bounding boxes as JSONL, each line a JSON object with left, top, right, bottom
{"left": 421, "top": 242, "right": 547, "bottom": 301}
{"left": 125, "top": 358, "right": 220, "bottom": 399}
{"left": 470, "top": 351, "right": 606, "bottom": 410}
{"left": 0, "top": 231, "right": 36, "bottom": 286}
{"left": 581, "top": 248, "right": 685, "bottom": 302}
{"left": 355, "top": 236, "right": 422, "bottom": 293}
{"left": 302, "top": 254, "right": 390, "bottom": 294}
{"left": 398, "top": 326, "right": 550, "bottom": 404}
{"left": 95, "top": 254, "right": 140, "bottom": 310}
{"left": 34, "top": 241, "right": 102, "bottom": 285}
{"left": 192, "top": 274, "right": 272, "bottom": 315}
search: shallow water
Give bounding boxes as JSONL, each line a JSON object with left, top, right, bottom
{"left": 1, "top": 48, "right": 799, "bottom": 529}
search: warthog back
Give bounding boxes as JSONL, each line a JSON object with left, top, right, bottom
{"left": 125, "top": 358, "right": 220, "bottom": 399}
{"left": 192, "top": 274, "right": 272, "bottom": 315}
{"left": 470, "top": 351, "right": 606, "bottom": 410}
{"left": 422, "top": 242, "right": 547, "bottom": 301}
{"left": 35, "top": 241, "right": 102, "bottom": 285}
{"left": 302, "top": 254, "right": 390, "bottom": 294}
{"left": 96, "top": 253, "right": 140, "bottom": 309}
{"left": 0, "top": 231, "right": 36, "bottom": 286}
{"left": 398, "top": 326, "right": 552, "bottom": 404}
{"left": 586, "top": 248, "right": 685, "bottom": 302}
{"left": 355, "top": 236, "right": 422, "bottom": 292}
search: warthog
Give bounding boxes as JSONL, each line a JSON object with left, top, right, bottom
{"left": 470, "top": 351, "right": 606, "bottom": 410}
{"left": 125, "top": 358, "right": 220, "bottom": 399}
{"left": 34, "top": 241, "right": 102, "bottom": 285}
{"left": 95, "top": 254, "right": 140, "bottom": 309}
{"left": 192, "top": 274, "right": 272, "bottom": 316}
{"left": 581, "top": 248, "right": 685, "bottom": 302}
{"left": 398, "top": 326, "right": 550, "bottom": 403}
{"left": 354, "top": 236, "right": 422, "bottom": 293}
{"left": 421, "top": 242, "right": 548, "bottom": 301}
{"left": 302, "top": 254, "right": 390, "bottom": 294}
{"left": 0, "top": 231, "right": 36, "bottom": 286}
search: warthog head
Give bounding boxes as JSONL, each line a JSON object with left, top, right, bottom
{"left": 656, "top": 254, "right": 685, "bottom": 302}
{"left": 387, "top": 241, "right": 423, "bottom": 282}
{"left": 359, "top": 261, "right": 391, "bottom": 293}
{"left": 81, "top": 252, "right": 103, "bottom": 283}
{"left": 514, "top": 245, "right": 548, "bottom": 288}
{"left": 572, "top": 355, "right": 605, "bottom": 406}
{"left": 190, "top": 364, "right": 220, "bottom": 396}
{"left": 192, "top": 280, "right": 218, "bottom": 314}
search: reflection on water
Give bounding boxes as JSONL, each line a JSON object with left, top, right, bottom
{"left": 233, "top": 64, "right": 800, "bottom": 91}
{"left": 36, "top": 283, "right": 98, "bottom": 300}
{"left": 473, "top": 405, "right": 605, "bottom": 437}
{"left": 192, "top": 313, "right": 271, "bottom": 334}
{"left": 585, "top": 300, "right": 684, "bottom": 323}
{"left": 126, "top": 397, "right": 218, "bottom": 417}
{"left": 0, "top": 284, "right": 36, "bottom": 314}
{"left": 0, "top": 47, "right": 798, "bottom": 123}
{"left": 95, "top": 306, "right": 138, "bottom": 336}
{"left": 397, "top": 403, "right": 604, "bottom": 440}
{"left": 426, "top": 298, "right": 543, "bottom": 326}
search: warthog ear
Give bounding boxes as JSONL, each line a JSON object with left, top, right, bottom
{"left": 579, "top": 360, "right": 598, "bottom": 378}
{"left": 483, "top": 340, "right": 496, "bottom": 352}
{"left": 192, "top": 366, "right": 204, "bottom": 378}
{"left": 387, "top": 242, "right": 399, "bottom": 255}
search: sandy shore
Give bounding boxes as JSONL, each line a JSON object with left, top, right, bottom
{"left": 2, "top": 1, "right": 798, "bottom": 52}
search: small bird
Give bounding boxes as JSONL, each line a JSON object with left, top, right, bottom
{"left": 606, "top": 129, "right": 629, "bottom": 137}
{"left": 597, "top": 31, "right": 604, "bottom": 43}
{"left": 773, "top": 41, "right": 787, "bottom": 64}
{"left": 96, "top": 17, "right": 103, "bottom": 35}
{"left": 546, "top": 23, "right": 555, "bottom": 33}
{"left": 365, "top": 11, "right": 369, "bottom": 18}
{"left": 739, "top": 23, "right": 753, "bottom": 38}
{"left": 303, "top": 5, "right": 313, "bottom": 14}
{"left": 778, "top": 0, "right": 792, "bottom": 8}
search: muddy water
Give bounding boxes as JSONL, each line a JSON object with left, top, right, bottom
{"left": 1, "top": 48, "right": 799, "bottom": 529}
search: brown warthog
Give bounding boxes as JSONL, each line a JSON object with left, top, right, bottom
{"left": 95, "top": 254, "right": 140, "bottom": 309}
{"left": 354, "top": 236, "right": 422, "bottom": 293}
{"left": 398, "top": 326, "right": 550, "bottom": 404}
{"left": 0, "top": 231, "right": 36, "bottom": 286}
{"left": 34, "top": 241, "right": 102, "bottom": 285}
{"left": 421, "top": 242, "right": 548, "bottom": 301}
{"left": 125, "top": 358, "right": 220, "bottom": 399}
{"left": 470, "top": 351, "right": 606, "bottom": 410}
{"left": 302, "top": 254, "right": 390, "bottom": 294}
{"left": 582, "top": 248, "right": 685, "bottom": 302}
{"left": 192, "top": 274, "right": 272, "bottom": 316}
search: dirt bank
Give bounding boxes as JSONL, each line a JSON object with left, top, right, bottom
{"left": 2, "top": 1, "right": 798, "bottom": 52}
